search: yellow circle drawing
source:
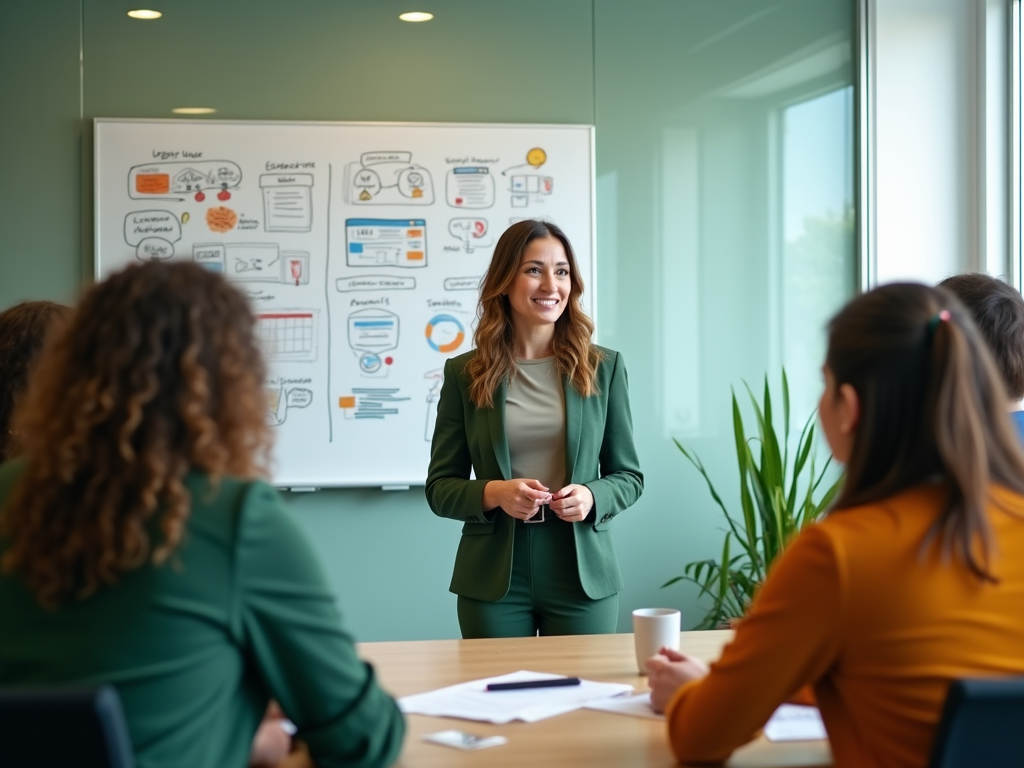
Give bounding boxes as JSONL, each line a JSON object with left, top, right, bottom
{"left": 181, "top": 212, "right": 190, "bottom": 224}
{"left": 526, "top": 147, "right": 547, "bottom": 168}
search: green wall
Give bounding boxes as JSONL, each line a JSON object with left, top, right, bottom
{"left": 0, "top": 1, "right": 854, "bottom": 640}
{"left": 0, "top": 0, "right": 83, "bottom": 303}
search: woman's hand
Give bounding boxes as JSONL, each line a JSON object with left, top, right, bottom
{"left": 549, "top": 484, "right": 594, "bottom": 522}
{"left": 249, "top": 718, "right": 292, "bottom": 767}
{"left": 645, "top": 647, "right": 710, "bottom": 713}
{"left": 483, "top": 479, "right": 551, "bottom": 520}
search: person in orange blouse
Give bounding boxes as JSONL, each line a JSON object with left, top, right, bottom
{"left": 647, "top": 282, "right": 1024, "bottom": 768}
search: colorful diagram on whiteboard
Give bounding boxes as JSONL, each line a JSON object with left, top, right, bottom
{"left": 260, "top": 173, "right": 314, "bottom": 232}
{"left": 448, "top": 217, "right": 492, "bottom": 253}
{"left": 128, "top": 160, "right": 242, "bottom": 202}
{"left": 345, "top": 151, "right": 435, "bottom": 205}
{"left": 193, "top": 242, "right": 309, "bottom": 285}
{"left": 124, "top": 210, "right": 181, "bottom": 260}
{"left": 348, "top": 308, "right": 399, "bottom": 377}
{"left": 346, "top": 219, "right": 427, "bottom": 268}
{"left": 509, "top": 174, "right": 553, "bottom": 208}
{"left": 267, "top": 385, "right": 313, "bottom": 427}
{"left": 337, "top": 389, "right": 411, "bottom": 420}
{"left": 256, "top": 309, "right": 318, "bottom": 362}
{"left": 446, "top": 167, "right": 495, "bottom": 209}
{"left": 501, "top": 148, "right": 554, "bottom": 207}
{"left": 425, "top": 313, "right": 466, "bottom": 353}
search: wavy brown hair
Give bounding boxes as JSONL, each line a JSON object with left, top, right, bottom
{"left": 467, "top": 220, "right": 602, "bottom": 408}
{"left": 0, "top": 300, "right": 71, "bottom": 463}
{"left": 827, "top": 283, "right": 1024, "bottom": 582}
{"left": 0, "top": 261, "right": 272, "bottom": 607}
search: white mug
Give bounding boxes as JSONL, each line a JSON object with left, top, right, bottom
{"left": 632, "top": 608, "right": 681, "bottom": 675}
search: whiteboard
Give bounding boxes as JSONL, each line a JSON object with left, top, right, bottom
{"left": 94, "top": 119, "right": 595, "bottom": 488}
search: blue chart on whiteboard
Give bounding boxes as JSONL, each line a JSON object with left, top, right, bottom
{"left": 93, "top": 120, "right": 594, "bottom": 488}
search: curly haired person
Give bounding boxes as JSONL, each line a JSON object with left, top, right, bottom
{"left": 0, "top": 262, "right": 404, "bottom": 768}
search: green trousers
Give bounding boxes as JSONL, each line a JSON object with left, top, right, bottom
{"left": 456, "top": 513, "right": 619, "bottom": 638}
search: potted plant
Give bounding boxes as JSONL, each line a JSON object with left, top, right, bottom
{"left": 664, "top": 371, "right": 842, "bottom": 629}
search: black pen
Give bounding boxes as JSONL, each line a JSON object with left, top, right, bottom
{"left": 486, "top": 677, "right": 582, "bottom": 691}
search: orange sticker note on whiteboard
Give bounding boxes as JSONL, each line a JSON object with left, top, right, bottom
{"left": 136, "top": 174, "right": 170, "bottom": 194}
{"left": 338, "top": 396, "right": 356, "bottom": 409}
{"left": 206, "top": 206, "right": 238, "bottom": 233}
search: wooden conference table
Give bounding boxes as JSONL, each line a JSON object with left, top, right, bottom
{"left": 357, "top": 631, "right": 833, "bottom": 768}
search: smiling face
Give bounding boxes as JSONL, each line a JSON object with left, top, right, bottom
{"left": 506, "top": 236, "right": 571, "bottom": 339}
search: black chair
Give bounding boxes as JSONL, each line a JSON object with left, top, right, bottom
{"left": 0, "top": 685, "right": 135, "bottom": 768}
{"left": 928, "top": 677, "right": 1024, "bottom": 768}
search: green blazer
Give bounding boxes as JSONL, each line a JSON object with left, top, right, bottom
{"left": 426, "top": 346, "right": 643, "bottom": 602}
{"left": 0, "top": 462, "right": 404, "bottom": 768}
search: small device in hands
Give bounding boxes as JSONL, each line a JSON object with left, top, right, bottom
{"left": 524, "top": 504, "right": 547, "bottom": 523}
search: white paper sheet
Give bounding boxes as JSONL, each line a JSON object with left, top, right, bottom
{"left": 763, "top": 704, "right": 827, "bottom": 741}
{"left": 398, "top": 670, "right": 634, "bottom": 724}
{"left": 585, "top": 692, "right": 664, "bottom": 720}
{"left": 585, "top": 695, "right": 827, "bottom": 744}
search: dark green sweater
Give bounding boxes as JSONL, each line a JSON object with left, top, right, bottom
{"left": 0, "top": 462, "right": 404, "bottom": 768}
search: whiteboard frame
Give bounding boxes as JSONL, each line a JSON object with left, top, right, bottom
{"left": 93, "top": 118, "right": 597, "bottom": 489}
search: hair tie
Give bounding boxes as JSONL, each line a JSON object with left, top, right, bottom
{"left": 927, "top": 309, "right": 951, "bottom": 333}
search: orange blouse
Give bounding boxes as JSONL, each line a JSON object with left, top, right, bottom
{"left": 665, "top": 483, "right": 1024, "bottom": 767}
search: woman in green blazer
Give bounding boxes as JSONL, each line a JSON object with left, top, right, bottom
{"left": 426, "top": 220, "right": 643, "bottom": 638}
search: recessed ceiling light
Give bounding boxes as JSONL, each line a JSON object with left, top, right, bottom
{"left": 127, "top": 9, "right": 162, "bottom": 20}
{"left": 399, "top": 12, "right": 434, "bottom": 22}
{"left": 172, "top": 107, "right": 217, "bottom": 115}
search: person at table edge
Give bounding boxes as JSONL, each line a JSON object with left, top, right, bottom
{"left": 0, "top": 262, "right": 404, "bottom": 768}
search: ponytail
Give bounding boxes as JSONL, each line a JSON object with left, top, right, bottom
{"left": 927, "top": 311, "right": 999, "bottom": 581}
{"left": 827, "top": 283, "right": 1024, "bottom": 582}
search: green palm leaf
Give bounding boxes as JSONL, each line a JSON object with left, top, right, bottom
{"left": 665, "top": 369, "right": 843, "bottom": 627}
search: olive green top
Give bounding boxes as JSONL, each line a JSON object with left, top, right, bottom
{"left": 0, "top": 462, "right": 404, "bottom": 768}
{"left": 506, "top": 357, "right": 567, "bottom": 493}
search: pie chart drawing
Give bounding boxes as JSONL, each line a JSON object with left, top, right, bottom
{"left": 425, "top": 314, "right": 465, "bottom": 353}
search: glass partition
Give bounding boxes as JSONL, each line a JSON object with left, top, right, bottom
{"left": 781, "top": 86, "right": 855, "bottom": 416}
{"left": 595, "top": 0, "right": 855, "bottom": 624}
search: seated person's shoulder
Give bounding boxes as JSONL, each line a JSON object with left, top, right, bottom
{"left": 816, "top": 484, "right": 949, "bottom": 546}
{"left": 185, "top": 474, "right": 292, "bottom": 544}
{"left": 188, "top": 473, "right": 325, "bottom": 586}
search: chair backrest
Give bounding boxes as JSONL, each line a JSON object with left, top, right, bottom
{"left": 928, "top": 677, "right": 1024, "bottom": 768}
{"left": 0, "top": 685, "right": 135, "bottom": 768}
